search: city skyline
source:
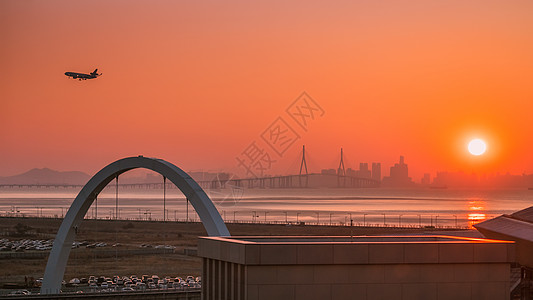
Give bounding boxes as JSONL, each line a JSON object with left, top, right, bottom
{"left": 2, "top": 153, "right": 533, "bottom": 188}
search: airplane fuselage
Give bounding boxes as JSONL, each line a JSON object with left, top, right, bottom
{"left": 65, "top": 69, "right": 101, "bottom": 80}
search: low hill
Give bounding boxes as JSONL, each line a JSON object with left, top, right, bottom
{"left": 0, "top": 168, "right": 91, "bottom": 185}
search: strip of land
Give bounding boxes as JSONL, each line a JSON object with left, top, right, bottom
{"left": 0, "top": 216, "right": 473, "bottom": 289}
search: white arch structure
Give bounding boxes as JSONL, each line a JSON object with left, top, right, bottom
{"left": 41, "top": 156, "right": 230, "bottom": 294}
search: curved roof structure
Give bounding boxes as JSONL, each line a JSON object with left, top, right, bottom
{"left": 475, "top": 206, "right": 533, "bottom": 267}
{"left": 41, "top": 156, "right": 229, "bottom": 294}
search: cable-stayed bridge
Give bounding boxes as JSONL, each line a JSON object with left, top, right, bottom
{"left": 0, "top": 146, "right": 380, "bottom": 189}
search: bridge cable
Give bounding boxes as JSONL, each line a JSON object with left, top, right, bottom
{"left": 303, "top": 147, "right": 320, "bottom": 174}
{"left": 282, "top": 147, "right": 302, "bottom": 176}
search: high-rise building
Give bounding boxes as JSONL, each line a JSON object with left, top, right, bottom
{"left": 421, "top": 173, "right": 431, "bottom": 185}
{"left": 357, "top": 163, "right": 371, "bottom": 179}
{"left": 346, "top": 168, "right": 357, "bottom": 177}
{"left": 372, "top": 163, "right": 381, "bottom": 181}
{"left": 382, "top": 156, "right": 413, "bottom": 187}
{"left": 390, "top": 156, "right": 408, "bottom": 179}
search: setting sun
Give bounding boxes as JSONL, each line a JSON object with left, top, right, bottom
{"left": 468, "top": 139, "right": 487, "bottom": 156}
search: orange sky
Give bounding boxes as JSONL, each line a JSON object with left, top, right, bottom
{"left": 1, "top": 0, "right": 533, "bottom": 181}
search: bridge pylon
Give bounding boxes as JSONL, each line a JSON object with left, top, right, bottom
{"left": 299, "top": 145, "right": 309, "bottom": 188}
{"left": 338, "top": 147, "right": 346, "bottom": 187}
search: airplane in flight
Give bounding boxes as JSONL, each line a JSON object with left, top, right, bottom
{"left": 64, "top": 69, "right": 102, "bottom": 80}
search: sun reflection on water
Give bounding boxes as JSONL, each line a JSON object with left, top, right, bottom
{"left": 467, "top": 200, "right": 486, "bottom": 228}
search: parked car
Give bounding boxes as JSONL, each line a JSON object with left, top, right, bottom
{"left": 9, "top": 290, "right": 30, "bottom": 295}
{"left": 69, "top": 278, "right": 80, "bottom": 284}
{"left": 135, "top": 282, "right": 146, "bottom": 290}
{"left": 152, "top": 275, "right": 160, "bottom": 284}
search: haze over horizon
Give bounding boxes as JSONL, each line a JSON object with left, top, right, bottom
{"left": 2, "top": 1, "right": 533, "bottom": 180}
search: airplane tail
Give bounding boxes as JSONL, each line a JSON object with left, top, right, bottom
{"left": 91, "top": 69, "right": 99, "bottom": 76}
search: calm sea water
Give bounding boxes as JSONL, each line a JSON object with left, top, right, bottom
{"left": 1, "top": 187, "right": 532, "bottom": 228}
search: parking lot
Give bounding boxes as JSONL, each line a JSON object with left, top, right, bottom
{"left": 6, "top": 274, "right": 201, "bottom": 296}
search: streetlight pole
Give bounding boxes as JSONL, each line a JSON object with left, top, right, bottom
{"left": 453, "top": 215, "right": 457, "bottom": 227}
{"left": 363, "top": 214, "right": 367, "bottom": 226}
{"left": 435, "top": 215, "right": 439, "bottom": 228}
{"left": 329, "top": 213, "right": 333, "bottom": 226}
{"left": 350, "top": 216, "right": 353, "bottom": 241}
{"left": 382, "top": 214, "right": 386, "bottom": 226}
{"left": 297, "top": 212, "right": 301, "bottom": 223}
{"left": 399, "top": 214, "right": 403, "bottom": 227}
{"left": 418, "top": 214, "right": 421, "bottom": 227}
{"left": 162, "top": 176, "right": 166, "bottom": 222}
{"left": 284, "top": 212, "right": 288, "bottom": 224}
{"left": 186, "top": 198, "right": 189, "bottom": 223}
{"left": 264, "top": 211, "right": 268, "bottom": 223}
{"left": 316, "top": 212, "right": 319, "bottom": 225}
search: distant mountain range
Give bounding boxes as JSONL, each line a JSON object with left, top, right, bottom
{"left": 0, "top": 168, "right": 91, "bottom": 185}
{"left": 0, "top": 168, "right": 236, "bottom": 186}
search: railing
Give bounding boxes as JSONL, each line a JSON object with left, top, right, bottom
{"left": 0, "top": 215, "right": 470, "bottom": 230}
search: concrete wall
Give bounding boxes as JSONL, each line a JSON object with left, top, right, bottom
{"left": 203, "top": 258, "right": 245, "bottom": 300}
{"left": 245, "top": 263, "right": 510, "bottom": 300}
{"left": 198, "top": 236, "right": 515, "bottom": 300}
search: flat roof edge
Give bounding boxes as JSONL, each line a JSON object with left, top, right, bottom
{"left": 198, "top": 235, "right": 514, "bottom": 245}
